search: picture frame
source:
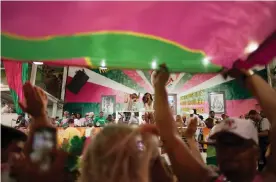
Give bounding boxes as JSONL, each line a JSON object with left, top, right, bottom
{"left": 101, "top": 95, "right": 116, "bottom": 115}
{"left": 208, "top": 91, "right": 226, "bottom": 114}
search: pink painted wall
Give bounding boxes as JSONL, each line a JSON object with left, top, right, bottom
{"left": 181, "top": 98, "right": 259, "bottom": 117}
{"left": 65, "top": 77, "right": 126, "bottom": 103}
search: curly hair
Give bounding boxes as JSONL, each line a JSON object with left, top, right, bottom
{"left": 142, "top": 93, "right": 153, "bottom": 105}
{"left": 79, "top": 124, "right": 158, "bottom": 182}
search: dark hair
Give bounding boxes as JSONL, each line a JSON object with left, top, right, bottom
{"left": 1, "top": 125, "right": 27, "bottom": 149}
{"left": 68, "top": 119, "right": 74, "bottom": 124}
{"left": 76, "top": 113, "right": 82, "bottom": 118}
{"left": 198, "top": 115, "right": 203, "bottom": 120}
{"left": 193, "top": 109, "right": 197, "bottom": 115}
{"left": 209, "top": 110, "right": 215, "bottom": 114}
{"left": 248, "top": 110, "right": 258, "bottom": 115}
{"left": 142, "top": 93, "right": 153, "bottom": 104}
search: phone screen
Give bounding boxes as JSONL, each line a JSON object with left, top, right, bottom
{"left": 30, "top": 127, "right": 56, "bottom": 171}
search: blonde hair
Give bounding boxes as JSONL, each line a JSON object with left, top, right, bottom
{"left": 80, "top": 124, "right": 157, "bottom": 182}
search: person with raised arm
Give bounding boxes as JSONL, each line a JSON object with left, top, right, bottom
{"left": 153, "top": 64, "right": 210, "bottom": 182}
{"left": 10, "top": 82, "right": 69, "bottom": 182}
{"left": 153, "top": 63, "right": 276, "bottom": 182}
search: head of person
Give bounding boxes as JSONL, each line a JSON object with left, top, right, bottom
{"left": 142, "top": 93, "right": 153, "bottom": 104}
{"left": 107, "top": 114, "right": 113, "bottom": 122}
{"left": 131, "top": 93, "right": 139, "bottom": 101}
{"left": 176, "top": 115, "right": 182, "bottom": 123}
{"left": 260, "top": 110, "right": 266, "bottom": 118}
{"left": 142, "top": 115, "right": 145, "bottom": 121}
{"left": 248, "top": 110, "right": 261, "bottom": 123}
{"left": 80, "top": 124, "right": 159, "bottom": 182}
{"left": 68, "top": 119, "right": 75, "bottom": 127}
{"left": 76, "top": 113, "right": 81, "bottom": 119}
{"left": 210, "top": 118, "right": 259, "bottom": 181}
{"left": 55, "top": 116, "right": 60, "bottom": 121}
{"left": 99, "top": 111, "right": 104, "bottom": 118}
{"left": 182, "top": 115, "right": 187, "bottom": 122}
{"left": 221, "top": 113, "right": 229, "bottom": 120}
{"left": 205, "top": 118, "right": 214, "bottom": 129}
{"left": 193, "top": 109, "right": 197, "bottom": 115}
{"left": 209, "top": 111, "right": 215, "bottom": 118}
{"left": 71, "top": 113, "right": 76, "bottom": 119}
{"left": 63, "top": 111, "right": 69, "bottom": 118}
{"left": 1, "top": 125, "right": 27, "bottom": 163}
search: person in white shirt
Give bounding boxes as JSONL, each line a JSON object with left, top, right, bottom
{"left": 248, "top": 110, "right": 270, "bottom": 171}
{"left": 74, "top": 113, "right": 82, "bottom": 127}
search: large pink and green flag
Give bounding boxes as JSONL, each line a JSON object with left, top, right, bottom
{"left": 1, "top": 2, "right": 276, "bottom": 72}
{"left": 3, "top": 60, "right": 29, "bottom": 114}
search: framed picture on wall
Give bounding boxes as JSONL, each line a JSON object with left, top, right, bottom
{"left": 101, "top": 95, "right": 116, "bottom": 114}
{"left": 208, "top": 92, "right": 226, "bottom": 114}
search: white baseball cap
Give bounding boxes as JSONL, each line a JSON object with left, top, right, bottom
{"left": 209, "top": 118, "right": 258, "bottom": 145}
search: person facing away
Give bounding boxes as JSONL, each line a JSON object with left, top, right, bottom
{"left": 248, "top": 109, "right": 271, "bottom": 171}
{"left": 63, "top": 119, "right": 81, "bottom": 145}
{"left": 1, "top": 125, "right": 27, "bottom": 182}
{"left": 93, "top": 111, "right": 107, "bottom": 127}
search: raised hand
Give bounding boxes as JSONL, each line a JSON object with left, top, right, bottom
{"left": 153, "top": 64, "right": 170, "bottom": 88}
{"left": 184, "top": 117, "right": 198, "bottom": 138}
{"left": 222, "top": 60, "right": 251, "bottom": 80}
{"left": 19, "top": 82, "right": 48, "bottom": 118}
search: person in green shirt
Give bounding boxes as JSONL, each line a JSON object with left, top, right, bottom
{"left": 93, "top": 111, "right": 107, "bottom": 127}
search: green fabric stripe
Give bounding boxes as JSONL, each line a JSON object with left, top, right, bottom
{"left": 173, "top": 73, "right": 193, "bottom": 92}
{"left": 2, "top": 33, "right": 221, "bottom": 73}
{"left": 22, "top": 63, "right": 29, "bottom": 83}
{"left": 92, "top": 69, "right": 146, "bottom": 93}
{"left": 10, "top": 89, "right": 23, "bottom": 114}
{"left": 205, "top": 69, "right": 267, "bottom": 100}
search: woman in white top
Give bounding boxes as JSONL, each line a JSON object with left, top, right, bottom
{"left": 142, "top": 93, "right": 154, "bottom": 124}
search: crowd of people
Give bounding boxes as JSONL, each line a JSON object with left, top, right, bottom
{"left": 2, "top": 63, "right": 276, "bottom": 182}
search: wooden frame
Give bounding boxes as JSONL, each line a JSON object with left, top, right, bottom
{"left": 208, "top": 91, "right": 226, "bottom": 114}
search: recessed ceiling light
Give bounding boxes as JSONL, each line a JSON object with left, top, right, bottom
{"left": 101, "top": 59, "right": 106, "bottom": 67}
{"left": 244, "top": 41, "right": 259, "bottom": 54}
{"left": 151, "top": 59, "right": 157, "bottom": 69}
{"left": 33, "top": 62, "right": 43, "bottom": 65}
{"left": 202, "top": 57, "right": 211, "bottom": 66}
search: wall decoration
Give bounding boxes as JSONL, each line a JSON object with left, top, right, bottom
{"left": 101, "top": 95, "right": 116, "bottom": 114}
{"left": 208, "top": 92, "right": 226, "bottom": 114}
{"left": 180, "top": 90, "right": 206, "bottom": 114}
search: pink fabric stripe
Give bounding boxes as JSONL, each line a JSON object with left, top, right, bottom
{"left": 122, "top": 70, "right": 152, "bottom": 92}
{"left": 65, "top": 77, "right": 126, "bottom": 103}
{"left": 178, "top": 73, "right": 216, "bottom": 93}
{"left": 2, "top": 2, "right": 275, "bottom": 67}
{"left": 3, "top": 60, "right": 24, "bottom": 101}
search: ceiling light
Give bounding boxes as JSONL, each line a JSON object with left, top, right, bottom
{"left": 33, "top": 62, "right": 43, "bottom": 65}
{"left": 101, "top": 59, "right": 106, "bottom": 67}
{"left": 202, "top": 57, "right": 211, "bottom": 66}
{"left": 151, "top": 59, "right": 157, "bottom": 69}
{"left": 244, "top": 41, "right": 259, "bottom": 54}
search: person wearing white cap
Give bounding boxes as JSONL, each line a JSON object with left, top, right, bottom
{"left": 152, "top": 64, "right": 276, "bottom": 182}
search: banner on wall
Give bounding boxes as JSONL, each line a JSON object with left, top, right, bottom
{"left": 180, "top": 90, "right": 206, "bottom": 114}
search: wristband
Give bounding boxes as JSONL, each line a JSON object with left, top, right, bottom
{"left": 241, "top": 69, "right": 255, "bottom": 83}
